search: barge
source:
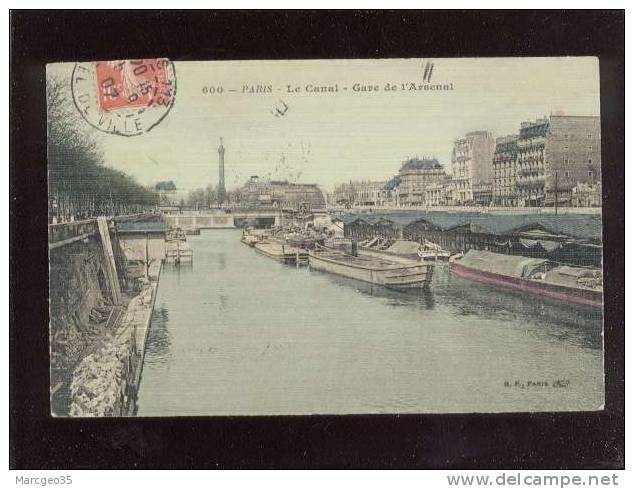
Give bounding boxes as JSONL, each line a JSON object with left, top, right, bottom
{"left": 308, "top": 248, "right": 434, "bottom": 290}
{"left": 165, "top": 240, "right": 193, "bottom": 263}
{"left": 417, "top": 240, "right": 451, "bottom": 263}
{"left": 359, "top": 238, "right": 451, "bottom": 263}
{"left": 241, "top": 228, "right": 269, "bottom": 247}
{"left": 254, "top": 240, "right": 309, "bottom": 265}
{"left": 165, "top": 227, "right": 193, "bottom": 263}
{"left": 449, "top": 250, "right": 602, "bottom": 308}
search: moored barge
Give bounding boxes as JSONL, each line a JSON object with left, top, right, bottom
{"left": 254, "top": 240, "right": 309, "bottom": 265}
{"left": 449, "top": 250, "right": 602, "bottom": 308}
{"left": 165, "top": 227, "right": 193, "bottom": 263}
{"left": 240, "top": 228, "right": 269, "bottom": 247}
{"left": 308, "top": 248, "right": 434, "bottom": 290}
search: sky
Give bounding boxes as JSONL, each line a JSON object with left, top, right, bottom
{"left": 48, "top": 57, "right": 600, "bottom": 193}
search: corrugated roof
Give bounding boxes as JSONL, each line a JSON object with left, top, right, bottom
{"left": 342, "top": 211, "right": 602, "bottom": 240}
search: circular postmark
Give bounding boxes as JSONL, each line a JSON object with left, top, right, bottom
{"left": 71, "top": 59, "right": 177, "bottom": 137}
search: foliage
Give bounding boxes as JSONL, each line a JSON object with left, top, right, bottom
{"left": 47, "top": 75, "right": 158, "bottom": 221}
{"left": 154, "top": 181, "right": 177, "bottom": 192}
{"left": 185, "top": 185, "right": 217, "bottom": 209}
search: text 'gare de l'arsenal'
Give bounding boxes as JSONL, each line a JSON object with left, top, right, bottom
{"left": 201, "top": 82, "right": 456, "bottom": 95}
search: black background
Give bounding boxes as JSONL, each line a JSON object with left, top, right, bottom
{"left": 10, "top": 10, "right": 625, "bottom": 469}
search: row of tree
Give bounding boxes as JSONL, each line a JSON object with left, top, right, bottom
{"left": 182, "top": 185, "right": 220, "bottom": 209}
{"left": 47, "top": 76, "right": 159, "bottom": 223}
{"left": 181, "top": 185, "right": 247, "bottom": 209}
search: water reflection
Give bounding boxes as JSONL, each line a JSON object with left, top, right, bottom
{"left": 217, "top": 252, "right": 227, "bottom": 271}
{"left": 162, "top": 262, "right": 193, "bottom": 287}
{"left": 310, "top": 269, "right": 436, "bottom": 310}
{"left": 137, "top": 229, "right": 604, "bottom": 416}
{"left": 143, "top": 305, "right": 172, "bottom": 367}
{"left": 434, "top": 269, "right": 602, "bottom": 350}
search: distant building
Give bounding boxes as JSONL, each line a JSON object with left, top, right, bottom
{"left": 356, "top": 181, "right": 387, "bottom": 206}
{"left": 423, "top": 180, "right": 452, "bottom": 206}
{"left": 381, "top": 176, "right": 402, "bottom": 206}
{"left": 492, "top": 135, "right": 519, "bottom": 206}
{"left": 154, "top": 180, "right": 178, "bottom": 208}
{"left": 571, "top": 182, "right": 602, "bottom": 207}
{"left": 515, "top": 115, "right": 601, "bottom": 207}
{"left": 543, "top": 115, "right": 601, "bottom": 206}
{"left": 332, "top": 181, "right": 359, "bottom": 207}
{"left": 450, "top": 131, "right": 495, "bottom": 205}
{"left": 514, "top": 118, "right": 549, "bottom": 206}
{"left": 332, "top": 180, "right": 387, "bottom": 207}
{"left": 472, "top": 182, "right": 493, "bottom": 206}
{"left": 240, "top": 176, "right": 326, "bottom": 210}
{"left": 397, "top": 157, "right": 447, "bottom": 206}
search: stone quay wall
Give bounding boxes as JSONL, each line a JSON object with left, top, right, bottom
{"left": 49, "top": 215, "right": 161, "bottom": 417}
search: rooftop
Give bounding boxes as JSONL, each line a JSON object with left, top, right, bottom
{"left": 496, "top": 134, "right": 519, "bottom": 144}
{"left": 342, "top": 211, "right": 602, "bottom": 241}
{"left": 383, "top": 176, "right": 402, "bottom": 190}
{"left": 519, "top": 119, "right": 550, "bottom": 139}
{"left": 466, "top": 130, "right": 492, "bottom": 138}
{"left": 399, "top": 157, "right": 443, "bottom": 172}
{"left": 268, "top": 180, "right": 319, "bottom": 188}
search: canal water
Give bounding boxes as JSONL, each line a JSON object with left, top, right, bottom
{"left": 137, "top": 229, "right": 604, "bottom": 416}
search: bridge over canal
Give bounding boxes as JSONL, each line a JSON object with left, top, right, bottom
{"left": 161, "top": 208, "right": 286, "bottom": 230}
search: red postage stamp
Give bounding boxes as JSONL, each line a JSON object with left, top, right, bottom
{"left": 95, "top": 59, "right": 174, "bottom": 112}
{"left": 72, "top": 58, "right": 176, "bottom": 136}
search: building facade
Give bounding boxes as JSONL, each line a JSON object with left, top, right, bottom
{"left": 154, "top": 180, "right": 178, "bottom": 208}
{"left": 355, "top": 181, "right": 388, "bottom": 206}
{"left": 423, "top": 179, "right": 452, "bottom": 206}
{"left": 450, "top": 131, "right": 495, "bottom": 205}
{"left": 571, "top": 182, "right": 602, "bottom": 208}
{"left": 332, "top": 180, "right": 387, "bottom": 207}
{"left": 397, "top": 157, "right": 448, "bottom": 206}
{"left": 515, "top": 118, "right": 549, "bottom": 206}
{"left": 472, "top": 183, "right": 493, "bottom": 206}
{"left": 240, "top": 176, "right": 326, "bottom": 210}
{"left": 543, "top": 115, "right": 601, "bottom": 206}
{"left": 332, "top": 182, "right": 357, "bottom": 207}
{"left": 380, "top": 176, "right": 402, "bottom": 207}
{"left": 515, "top": 115, "right": 601, "bottom": 207}
{"left": 492, "top": 135, "right": 519, "bottom": 206}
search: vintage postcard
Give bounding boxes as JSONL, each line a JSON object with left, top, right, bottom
{"left": 47, "top": 57, "right": 604, "bottom": 417}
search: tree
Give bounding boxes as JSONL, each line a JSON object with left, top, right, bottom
{"left": 205, "top": 184, "right": 216, "bottom": 207}
{"left": 47, "top": 74, "right": 159, "bottom": 221}
{"left": 186, "top": 188, "right": 206, "bottom": 209}
{"left": 183, "top": 184, "right": 220, "bottom": 209}
{"left": 154, "top": 181, "right": 177, "bottom": 192}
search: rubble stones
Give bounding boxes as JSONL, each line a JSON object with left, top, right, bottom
{"left": 68, "top": 336, "right": 133, "bottom": 417}
{"left": 68, "top": 283, "right": 156, "bottom": 417}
